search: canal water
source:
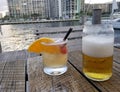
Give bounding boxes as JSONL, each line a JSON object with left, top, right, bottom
{"left": 0, "top": 22, "right": 120, "bottom": 52}
{"left": 0, "top": 21, "right": 81, "bottom": 52}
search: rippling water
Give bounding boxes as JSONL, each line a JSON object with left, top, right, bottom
{"left": 0, "top": 21, "right": 80, "bottom": 52}
{"left": 0, "top": 22, "right": 120, "bottom": 52}
{"left": 0, "top": 25, "right": 34, "bottom": 52}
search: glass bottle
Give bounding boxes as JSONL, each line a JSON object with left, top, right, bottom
{"left": 82, "top": 9, "right": 114, "bottom": 81}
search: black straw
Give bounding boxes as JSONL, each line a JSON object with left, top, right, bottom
{"left": 63, "top": 28, "right": 73, "bottom": 41}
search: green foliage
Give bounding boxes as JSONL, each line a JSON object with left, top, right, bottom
{"left": 31, "top": 13, "right": 40, "bottom": 17}
{"left": 3, "top": 15, "right": 10, "bottom": 20}
{"left": 23, "top": 15, "right": 29, "bottom": 19}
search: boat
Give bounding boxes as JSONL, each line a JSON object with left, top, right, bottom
{"left": 81, "top": 0, "right": 120, "bottom": 29}
{"left": 100, "top": 0, "right": 120, "bottom": 29}
{"left": 112, "top": 12, "right": 120, "bottom": 19}
{"left": 111, "top": 0, "right": 120, "bottom": 29}
{"left": 112, "top": 18, "right": 120, "bottom": 29}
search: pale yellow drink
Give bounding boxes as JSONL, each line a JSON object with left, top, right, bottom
{"left": 82, "top": 35, "right": 114, "bottom": 81}
{"left": 43, "top": 53, "right": 67, "bottom": 68}
{"left": 42, "top": 38, "right": 68, "bottom": 75}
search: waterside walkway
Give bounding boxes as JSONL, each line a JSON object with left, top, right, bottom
{"left": 0, "top": 19, "right": 80, "bottom": 25}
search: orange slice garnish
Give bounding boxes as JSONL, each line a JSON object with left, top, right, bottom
{"left": 28, "top": 37, "right": 60, "bottom": 54}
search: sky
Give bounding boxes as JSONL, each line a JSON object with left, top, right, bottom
{"left": 0, "top": 0, "right": 120, "bottom": 16}
{"left": 0, "top": 0, "right": 8, "bottom": 16}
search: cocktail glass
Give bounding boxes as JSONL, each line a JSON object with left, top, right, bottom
{"left": 42, "top": 38, "right": 68, "bottom": 75}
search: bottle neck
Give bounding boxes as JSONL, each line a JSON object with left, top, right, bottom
{"left": 92, "top": 9, "right": 101, "bottom": 24}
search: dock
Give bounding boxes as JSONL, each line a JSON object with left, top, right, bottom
{"left": 0, "top": 19, "right": 80, "bottom": 25}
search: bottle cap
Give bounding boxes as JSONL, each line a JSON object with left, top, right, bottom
{"left": 92, "top": 9, "right": 102, "bottom": 24}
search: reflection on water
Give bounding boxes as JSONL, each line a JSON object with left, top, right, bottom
{"left": 0, "top": 22, "right": 120, "bottom": 52}
{"left": 0, "top": 21, "right": 80, "bottom": 52}
{"left": 0, "top": 24, "right": 35, "bottom": 52}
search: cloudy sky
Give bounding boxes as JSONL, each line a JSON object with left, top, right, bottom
{"left": 0, "top": 0, "right": 8, "bottom": 11}
{"left": 0, "top": 0, "right": 120, "bottom": 16}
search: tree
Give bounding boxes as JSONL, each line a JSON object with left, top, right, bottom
{"left": 31, "top": 13, "right": 41, "bottom": 19}
{"left": 23, "top": 14, "right": 29, "bottom": 19}
{"left": 3, "top": 15, "right": 10, "bottom": 20}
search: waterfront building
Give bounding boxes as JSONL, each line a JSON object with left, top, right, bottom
{"left": 85, "top": 1, "right": 120, "bottom": 15}
{"left": 7, "top": 0, "right": 84, "bottom": 20}
{"left": 7, "top": 0, "right": 46, "bottom": 19}
{"left": 0, "top": 13, "right": 2, "bottom": 19}
{"left": 45, "top": 0, "right": 50, "bottom": 19}
{"left": 49, "top": 0, "right": 59, "bottom": 19}
{"left": 45, "top": 0, "right": 84, "bottom": 19}
{"left": 61, "top": 0, "right": 84, "bottom": 19}
{"left": 58, "top": 0, "right": 62, "bottom": 19}
{"left": 85, "top": 4, "right": 110, "bottom": 14}
{"left": 6, "top": 12, "right": 10, "bottom": 16}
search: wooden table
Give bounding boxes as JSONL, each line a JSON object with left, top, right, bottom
{"left": 0, "top": 50, "right": 27, "bottom": 92}
{"left": 0, "top": 48, "right": 120, "bottom": 92}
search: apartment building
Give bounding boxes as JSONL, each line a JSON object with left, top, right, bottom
{"left": 7, "top": 0, "right": 46, "bottom": 19}
{"left": 7, "top": 0, "right": 84, "bottom": 19}
{"left": 49, "top": 0, "right": 59, "bottom": 19}
{"left": 0, "top": 13, "right": 2, "bottom": 19}
{"left": 85, "top": 1, "right": 120, "bottom": 15}
{"left": 62, "top": 0, "right": 75, "bottom": 19}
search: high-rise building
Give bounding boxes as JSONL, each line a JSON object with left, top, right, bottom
{"left": 45, "top": 0, "right": 50, "bottom": 19}
{"left": 6, "top": 12, "right": 10, "bottom": 16}
{"left": 7, "top": 0, "right": 84, "bottom": 19}
{"left": 0, "top": 13, "right": 2, "bottom": 19}
{"left": 61, "top": 0, "right": 84, "bottom": 19}
{"left": 58, "top": 0, "right": 62, "bottom": 18}
{"left": 47, "top": 0, "right": 59, "bottom": 19}
{"left": 7, "top": 0, "right": 46, "bottom": 19}
{"left": 45, "top": 0, "right": 61, "bottom": 19}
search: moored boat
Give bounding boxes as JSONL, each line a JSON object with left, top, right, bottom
{"left": 112, "top": 18, "right": 120, "bottom": 29}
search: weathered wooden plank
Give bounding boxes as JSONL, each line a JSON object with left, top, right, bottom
{"left": 35, "top": 31, "right": 82, "bottom": 39}
{"left": 34, "top": 26, "right": 83, "bottom": 33}
{"left": 67, "top": 39, "right": 82, "bottom": 51}
{"left": 33, "top": 26, "right": 83, "bottom": 52}
{"left": 114, "top": 48, "right": 120, "bottom": 63}
{"left": 0, "top": 50, "right": 28, "bottom": 61}
{"left": 0, "top": 50, "right": 27, "bottom": 92}
{"left": 27, "top": 56, "right": 98, "bottom": 92}
{"left": 0, "top": 61, "right": 25, "bottom": 91}
{"left": 68, "top": 48, "right": 120, "bottom": 92}
{"left": 35, "top": 35, "right": 82, "bottom": 52}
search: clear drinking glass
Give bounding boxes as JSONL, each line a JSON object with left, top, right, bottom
{"left": 42, "top": 38, "right": 68, "bottom": 75}
{"left": 82, "top": 22, "right": 114, "bottom": 81}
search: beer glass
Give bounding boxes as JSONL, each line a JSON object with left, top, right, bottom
{"left": 82, "top": 22, "right": 114, "bottom": 81}
{"left": 42, "top": 38, "right": 68, "bottom": 75}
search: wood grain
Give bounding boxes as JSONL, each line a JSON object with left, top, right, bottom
{"left": 27, "top": 56, "right": 98, "bottom": 92}
{"left": 0, "top": 42, "right": 120, "bottom": 91}
{"left": 0, "top": 50, "right": 27, "bottom": 92}
{"left": 68, "top": 48, "right": 120, "bottom": 92}
{"left": 34, "top": 26, "right": 83, "bottom": 52}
